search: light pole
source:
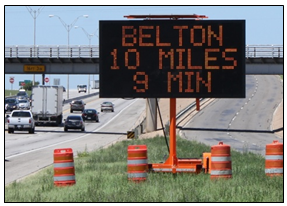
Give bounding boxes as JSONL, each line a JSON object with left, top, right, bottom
{"left": 74, "top": 26, "right": 97, "bottom": 94}
{"left": 49, "top": 14, "right": 89, "bottom": 100}
{"left": 26, "top": 6, "right": 44, "bottom": 85}
{"left": 74, "top": 26, "right": 97, "bottom": 47}
{"left": 49, "top": 14, "right": 88, "bottom": 56}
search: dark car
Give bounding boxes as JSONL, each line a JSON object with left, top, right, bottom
{"left": 5, "top": 98, "right": 19, "bottom": 112}
{"left": 64, "top": 115, "right": 85, "bottom": 132}
{"left": 82, "top": 109, "right": 99, "bottom": 122}
{"left": 101, "top": 101, "right": 114, "bottom": 112}
{"left": 70, "top": 100, "right": 85, "bottom": 113}
{"left": 16, "top": 91, "right": 29, "bottom": 100}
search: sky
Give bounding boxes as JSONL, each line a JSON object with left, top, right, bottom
{"left": 4, "top": 5, "right": 284, "bottom": 90}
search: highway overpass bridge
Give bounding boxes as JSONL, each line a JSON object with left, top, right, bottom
{"left": 5, "top": 45, "right": 283, "bottom": 75}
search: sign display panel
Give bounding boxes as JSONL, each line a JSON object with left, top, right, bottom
{"left": 100, "top": 20, "right": 245, "bottom": 98}
{"left": 24, "top": 65, "right": 45, "bottom": 73}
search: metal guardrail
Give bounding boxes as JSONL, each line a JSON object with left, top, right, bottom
{"left": 5, "top": 45, "right": 99, "bottom": 58}
{"left": 245, "top": 45, "right": 283, "bottom": 58}
{"left": 5, "top": 45, "right": 283, "bottom": 58}
{"left": 132, "top": 98, "right": 204, "bottom": 139}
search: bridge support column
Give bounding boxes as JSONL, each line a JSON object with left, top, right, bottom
{"left": 146, "top": 98, "right": 157, "bottom": 132}
{"left": 42, "top": 74, "right": 45, "bottom": 85}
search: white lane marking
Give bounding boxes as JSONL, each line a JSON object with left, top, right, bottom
{"left": 227, "top": 75, "right": 257, "bottom": 135}
{"left": 5, "top": 99, "right": 138, "bottom": 159}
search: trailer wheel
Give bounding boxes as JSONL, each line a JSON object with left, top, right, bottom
{"left": 8, "top": 128, "right": 14, "bottom": 133}
{"left": 57, "top": 115, "right": 62, "bottom": 126}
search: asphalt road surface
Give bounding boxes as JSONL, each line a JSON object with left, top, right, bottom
{"left": 5, "top": 91, "right": 146, "bottom": 185}
{"left": 4, "top": 75, "right": 283, "bottom": 184}
{"left": 180, "top": 75, "right": 283, "bottom": 155}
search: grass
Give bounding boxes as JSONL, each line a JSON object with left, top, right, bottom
{"left": 5, "top": 90, "right": 19, "bottom": 97}
{"left": 5, "top": 136, "right": 283, "bottom": 202}
{"left": 5, "top": 90, "right": 32, "bottom": 97}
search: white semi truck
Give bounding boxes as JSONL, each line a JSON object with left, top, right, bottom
{"left": 31, "top": 85, "right": 63, "bottom": 126}
{"left": 90, "top": 80, "right": 99, "bottom": 89}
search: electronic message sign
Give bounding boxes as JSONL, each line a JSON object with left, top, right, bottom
{"left": 99, "top": 20, "right": 245, "bottom": 98}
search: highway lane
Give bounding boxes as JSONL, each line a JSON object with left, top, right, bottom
{"left": 5, "top": 91, "right": 146, "bottom": 185}
{"left": 180, "top": 75, "right": 283, "bottom": 156}
{"left": 5, "top": 96, "right": 134, "bottom": 157}
{"left": 4, "top": 75, "right": 283, "bottom": 184}
{"left": 62, "top": 89, "right": 100, "bottom": 104}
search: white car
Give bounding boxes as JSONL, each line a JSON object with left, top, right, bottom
{"left": 77, "top": 85, "right": 87, "bottom": 93}
{"left": 18, "top": 99, "right": 30, "bottom": 110}
{"left": 101, "top": 102, "right": 114, "bottom": 112}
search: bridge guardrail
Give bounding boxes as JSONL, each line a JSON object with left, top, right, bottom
{"left": 5, "top": 45, "right": 99, "bottom": 58}
{"left": 5, "top": 45, "right": 283, "bottom": 58}
{"left": 246, "top": 45, "right": 283, "bottom": 58}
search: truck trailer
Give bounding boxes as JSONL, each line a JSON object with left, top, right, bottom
{"left": 31, "top": 85, "right": 63, "bottom": 126}
{"left": 90, "top": 80, "right": 99, "bottom": 89}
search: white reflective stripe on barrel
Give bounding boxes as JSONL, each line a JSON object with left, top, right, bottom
{"left": 127, "top": 159, "right": 148, "bottom": 164}
{"left": 211, "top": 170, "right": 232, "bottom": 175}
{"left": 265, "top": 155, "right": 283, "bottom": 160}
{"left": 211, "top": 156, "right": 231, "bottom": 161}
{"left": 176, "top": 168, "right": 196, "bottom": 172}
{"left": 54, "top": 175, "right": 75, "bottom": 181}
{"left": 128, "top": 173, "right": 147, "bottom": 178}
{"left": 265, "top": 168, "right": 283, "bottom": 174}
{"left": 54, "top": 162, "right": 74, "bottom": 168}
{"left": 152, "top": 168, "right": 172, "bottom": 172}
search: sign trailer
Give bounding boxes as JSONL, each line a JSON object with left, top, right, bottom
{"left": 99, "top": 15, "right": 246, "bottom": 174}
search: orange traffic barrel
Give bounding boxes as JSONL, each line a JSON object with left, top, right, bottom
{"left": 265, "top": 140, "right": 283, "bottom": 176}
{"left": 127, "top": 145, "right": 148, "bottom": 182}
{"left": 210, "top": 142, "right": 232, "bottom": 179}
{"left": 54, "top": 148, "right": 76, "bottom": 186}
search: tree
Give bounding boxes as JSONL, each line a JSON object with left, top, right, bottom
{"left": 23, "top": 81, "right": 40, "bottom": 91}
